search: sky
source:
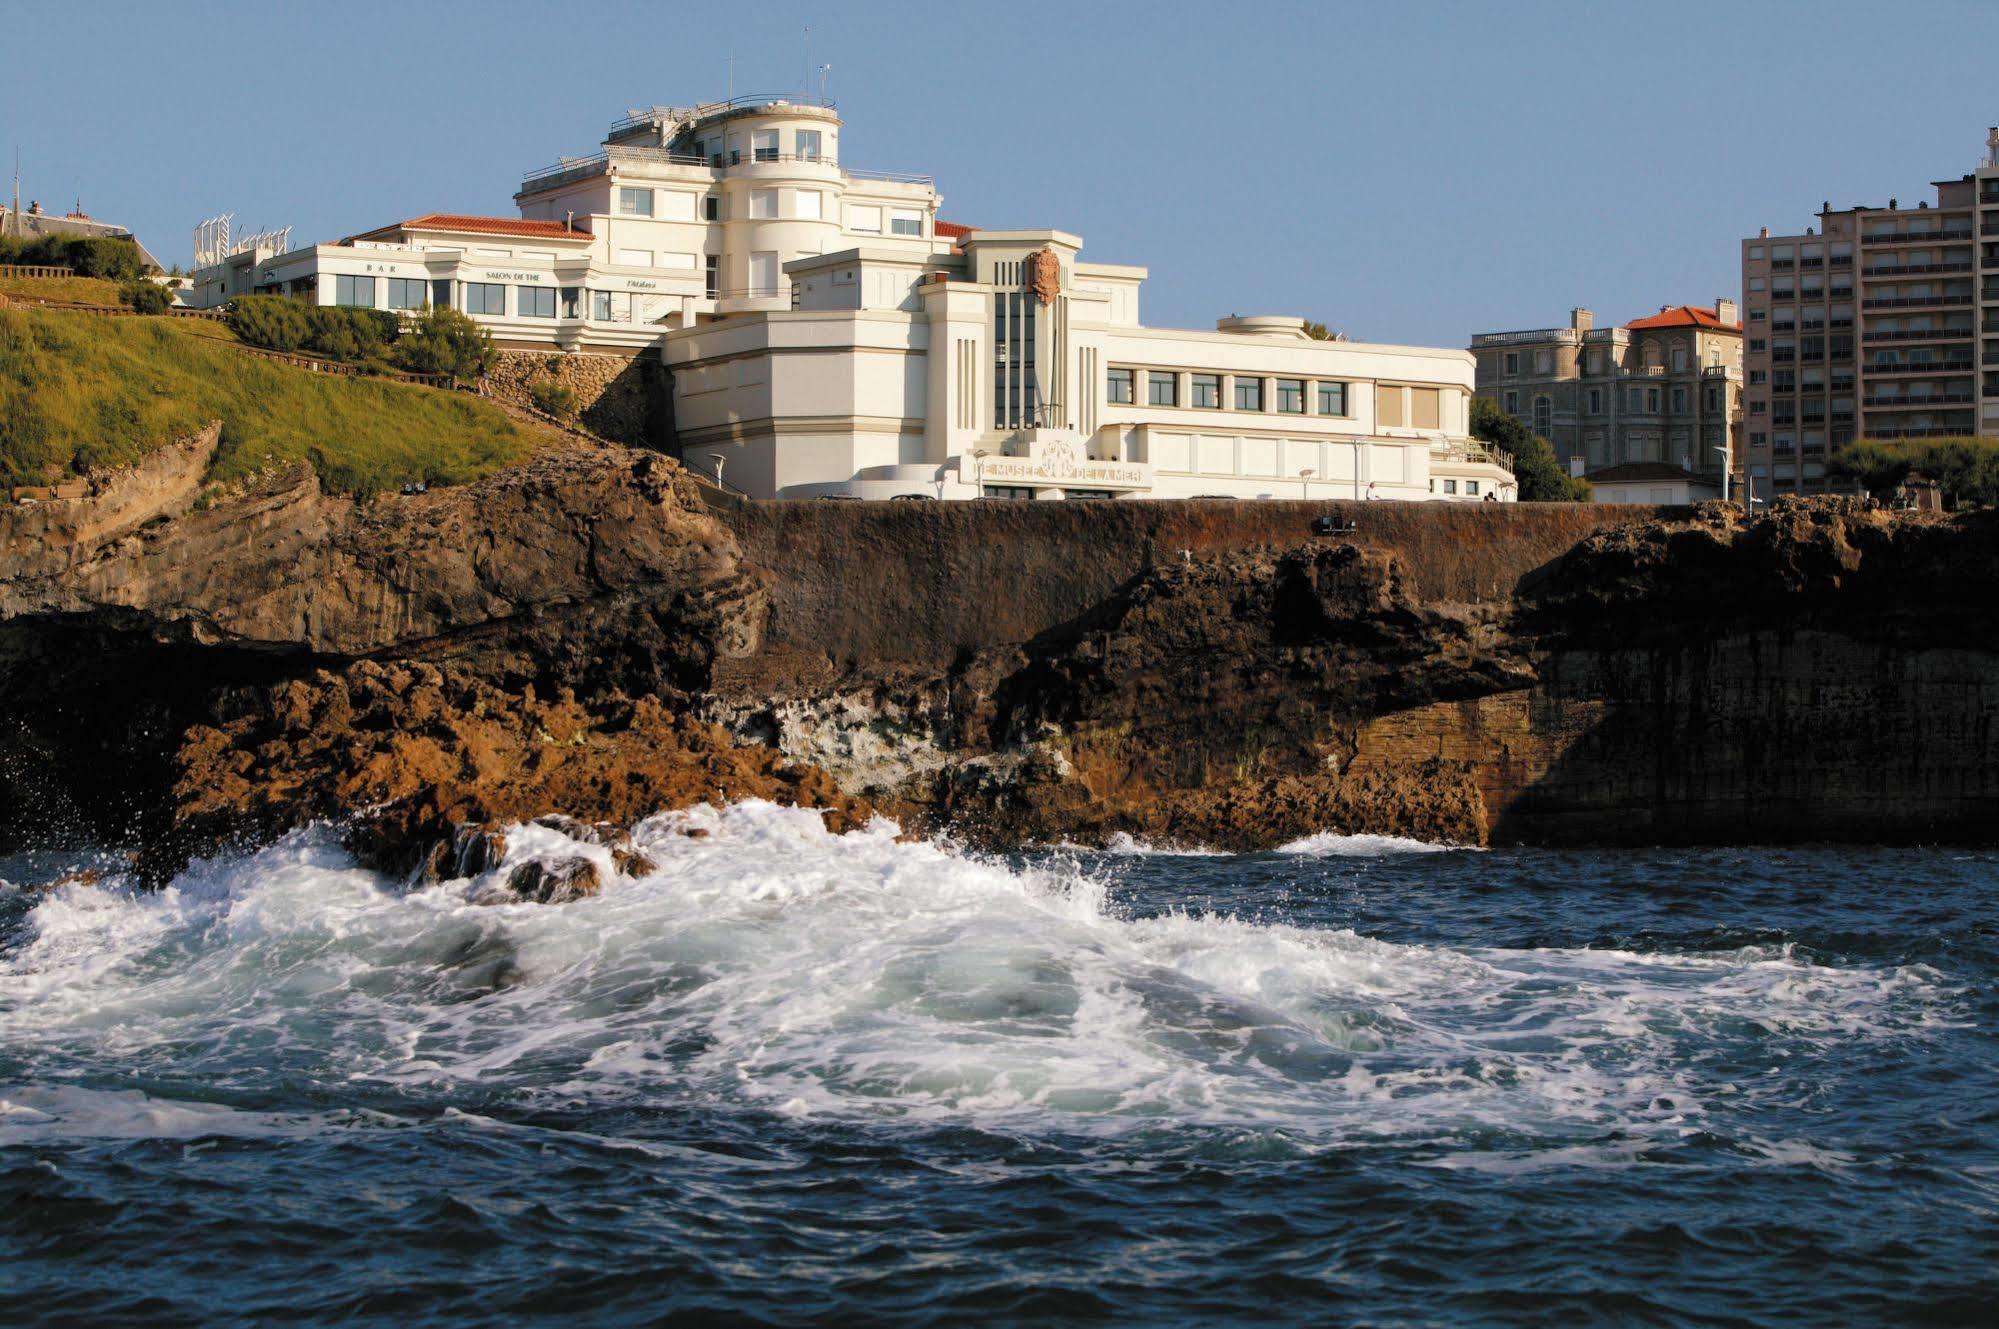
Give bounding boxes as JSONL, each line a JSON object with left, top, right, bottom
{"left": 7, "top": 0, "right": 1999, "bottom": 346}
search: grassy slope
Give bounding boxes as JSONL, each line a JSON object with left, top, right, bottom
{"left": 0, "top": 274, "right": 128, "bottom": 305}
{"left": 0, "top": 309, "right": 536, "bottom": 495}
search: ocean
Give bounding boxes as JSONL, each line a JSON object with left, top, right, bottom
{"left": 3, "top": 802, "right": 1995, "bottom": 1326}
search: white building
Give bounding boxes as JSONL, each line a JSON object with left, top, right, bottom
{"left": 188, "top": 95, "right": 1514, "bottom": 503}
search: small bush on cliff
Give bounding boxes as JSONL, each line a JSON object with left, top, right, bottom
{"left": 227, "top": 295, "right": 310, "bottom": 353}
{"left": 391, "top": 306, "right": 493, "bottom": 379}
{"left": 0, "top": 307, "right": 533, "bottom": 494}
{"left": 528, "top": 378, "right": 578, "bottom": 421}
{"left": 0, "top": 233, "right": 151, "bottom": 280}
{"left": 1470, "top": 397, "right": 1589, "bottom": 501}
{"left": 1832, "top": 437, "right": 1999, "bottom": 508}
{"left": 120, "top": 281, "right": 172, "bottom": 315}
{"left": 228, "top": 296, "right": 400, "bottom": 365}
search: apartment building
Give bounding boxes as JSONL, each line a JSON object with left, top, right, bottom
{"left": 1469, "top": 304, "right": 1742, "bottom": 490}
{"left": 1740, "top": 129, "right": 1999, "bottom": 499}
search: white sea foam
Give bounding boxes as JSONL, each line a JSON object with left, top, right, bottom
{"left": 0, "top": 802, "right": 1953, "bottom": 1152}
{"left": 1273, "top": 831, "right": 1470, "bottom": 856}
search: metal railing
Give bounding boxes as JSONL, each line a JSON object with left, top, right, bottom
{"left": 1863, "top": 393, "right": 1975, "bottom": 406}
{"left": 519, "top": 147, "right": 932, "bottom": 194}
{"left": 610, "top": 94, "right": 836, "bottom": 137}
{"left": 1863, "top": 229, "right": 1973, "bottom": 244}
{"left": 1866, "top": 359, "right": 1975, "bottom": 374}
{"left": 1863, "top": 262, "right": 1974, "bottom": 275}
{"left": 1862, "top": 294, "right": 1972, "bottom": 308}
{"left": 1862, "top": 328, "right": 1974, "bottom": 341}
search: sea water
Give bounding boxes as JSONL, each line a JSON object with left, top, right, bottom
{"left": 2, "top": 803, "right": 1994, "bottom": 1326}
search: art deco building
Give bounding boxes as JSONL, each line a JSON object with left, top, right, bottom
{"left": 1739, "top": 129, "right": 1999, "bottom": 499}
{"left": 1470, "top": 304, "right": 1743, "bottom": 494}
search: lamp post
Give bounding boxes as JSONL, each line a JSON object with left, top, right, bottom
{"left": 967, "top": 447, "right": 992, "bottom": 498}
{"left": 1298, "top": 467, "right": 1314, "bottom": 500}
{"left": 710, "top": 453, "right": 727, "bottom": 491}
{"left": 1713, "top": 443, "right": 1731, "bottom": 505}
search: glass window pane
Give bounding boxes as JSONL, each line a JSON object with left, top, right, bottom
{"left": 1147, "top": 371, "right": 1177, "bottom": 406}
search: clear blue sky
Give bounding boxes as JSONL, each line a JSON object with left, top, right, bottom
{"left": 8, "top": 0, "right": 1999, "bottom": 346}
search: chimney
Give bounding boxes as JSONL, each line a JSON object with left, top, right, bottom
{"left": 1715, "top": 297, "right": 1738, "bottom": 325}
{"left": 1570, "top": 307, "right": 1594, "bottom": 332}
{"left": 1759, "top": 226, "right": 1770, "bottom": 239}
{"left": 1987, "top": 127, "right": 1999, "bottom": 167}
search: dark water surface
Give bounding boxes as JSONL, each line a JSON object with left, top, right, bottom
{"left": 3, "top": 806, "right": 1995, "bottom": 1326}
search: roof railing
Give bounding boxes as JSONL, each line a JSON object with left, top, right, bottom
{"left": 610, "top": 94, "right": 837, "bottom": 136}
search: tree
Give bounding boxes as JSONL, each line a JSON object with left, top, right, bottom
{"left": 1831, "top": 436, "right": 1999, "bottom": 508}
{"left": 1469, "top": 396, "right": 1589, "bottom": 501}
{"left": 390, "top": 306, "right": 493, "bottom": 379}
{"left": 120, "top": 281, "right": 171, "bottom": 315}
{"left": 1304, "top": 320, "right": 1332, "bottom": 341}
{"left": 227, "top": 294, "right": 311, "bottom": 352}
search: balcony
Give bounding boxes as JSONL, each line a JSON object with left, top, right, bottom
{"left": 1830, "top": 254, "right": 1853, "bottom": 266}
{"left": 1864, "top": 229, "right": 1973, "bottom": 244}
{"left": 1867, "top": 359, "right": 1974, "bottom": 374}
{"left": 1861, "top": 328, "right": 1974, "bottom": 342}
{"left": 1864, "top": 426, "right": 1975, "bottom": 439}
{"left": 1862, "top": 262, "right": 1974, "bottom": 276}
{"left": 1863, "top": 393, "right": 1975, "bottom": 408}
{"left": 1771, "top": 259, "right": 1795, "bottom": 270}
{"left": 1862, "top": 294, "right": 1972, "bottom": 309}
{"left": 1771, "top": 350, "right": 1796, "bottom": 363}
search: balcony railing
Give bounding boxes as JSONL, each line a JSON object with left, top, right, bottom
{"left": 1771, "top": 259, "right": 1795, "bottom": 270}
{"left": 1863, "top": 262, "right": 1974, "bottom": 276}
{"left": 519, "top": 145, "right": 933, "bottom": 193}
{"left": 1863, "top": 393, "right": 1975, "bottom": 406}
{"left": 1864, "top": 229, "right": 1973, "bottom": 244}
{"left": 1830, "top": 254, "right": 1853, "bottom": 266}
{"left": 1867, "top": 360, "right": 1975, "bottom": 374}
{"left": 1862, "top": 294, "right": 1972, "bottom": 309}
{"left": 1865, "top": 426, "right": 1975, "bottom": 439}
{"left": 1862, "top": 328, "right": 1974, "bottom": 342}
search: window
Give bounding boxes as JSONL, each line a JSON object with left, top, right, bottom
{"left": 1645, "top": 388, "right": 1661, "bottom": 412}
{"left": 749, "top": 189, "right": 778, "bottom": 219}
{"left": 561, "top": 287, "right": 580, "bottom": 319}
{"left": 1748, "top": 245, "right": 1765, "bottom": 261}
{"left": 1233, "top": 375, "right": 1264, "bottom": 411}
{"left": 615, "top": 248, "right": 652, "bottom": 267}
{"left": 991, "top": 295, "right": 1038, "bottom": 427}
{"left": 1148, "top": 371, "right": 1177, "bottom": 406}
{"left": 1534, "top": 349, "right": 1552, "bottom": 374}
{"left": 592, "top": 290, "right": 612, "bottom": 321}
{"left": 795, "top": 129, "right": 822, "bottom": 161}
{"left": 749, "top": 251, "right": 779, "bottom": 297}
{"left": 1671, "top": 387, "right": 1687, "bottom": 412}
{"left": 1316, "top": 381, "right": 1347, "bottom": 415}
{"left": 617, "top": 187, "right": 653, "bottom": 217}
{"left": 517, "top": 286, "right": 555, "bottom": 319}
{"left": 705, "top": 255, "right": 719, "bottom": 298}
{"left": 849, "top": 204, "right": 882, "bottom": 234}
{"left": 1503, "top": 390, "right": 1519, "bottom": 414}
{"left": 1504, "top": 351, "right": 1520, "bottom": 375}
{"left": 463, "top": 282, "right": 505, "bottom": 315}
{"left": 1749, "top": 310, "right": 1766, "bottom": 322}
{"left": 1749, "top": 277, "right": 1765, "bottom": 291}
{"left": 703, "top": 195, "right": 720, "bottom": 221}
{"left": 1587, "top": 387, "right": 1603, "bottom": 415}
{"left": 1276, "top": 378, "right": 1305, "bottom": 413}
{"left": 1671, "top": 348, "right": 1688, "bottom": 372}
{"left": 891, "top": 209, "right": 924, "bottom": 237}
{"left": 1442, "top": 479, "right": 1458, "bottom": 494}
{"left": 753, "top": 130, "right": 778, "bottom": 162}
{"left": 1106, "top": 367, "right": 1134, "bottom": 404}
{"left": 333, "top": 274, "right": 375, "bottom": 307}
{"left": 794, "top": 190, "right": 823, "bottom": 221}
{"left": 1533, "top": 396, "right": 1552, "bottom": 434}
{"left": 1191, "top": 373, "right": 1220, "bottom": 408}
{"left": 1749, "top": 400, "right": 1767, "bottom": 415}
{"left": 386, "top": 277, "right": 427, "bottom": 310}
{"left": 1466, "top": 480, "right": 1481, "bottom": 496}
{"left": 1749, "top": 338, "right": 1766, "bottom": 352}
{"left": 431, "top": 279, "right": 453, "bottom": 311}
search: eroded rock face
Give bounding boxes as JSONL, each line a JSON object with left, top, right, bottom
{"left": 167, "top": 660, "right": 873, "bottom": 879}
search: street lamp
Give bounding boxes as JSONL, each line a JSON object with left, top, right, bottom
{"left": 966, "top": 447, "right": 992, "bottom": 498}
{"left": 709, "top": 452, "right": 727, "bottom": 490}
{"left": 1298, "top": 467, "right": 1314, "bottom": 500}
{"left": 1712, "top": 443, "right": 1732, "bottom": 505}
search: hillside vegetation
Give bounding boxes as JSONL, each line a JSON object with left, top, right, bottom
{"left": 0, "top": 309, "right": 535, "bottom": 495}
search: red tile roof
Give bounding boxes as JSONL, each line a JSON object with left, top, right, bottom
{"left": 1624, "top": 305, "right": 1740, "bottom": 332}
{"left": 934, "top": 220, "right": 974, "bottom": 239}
{"left": 349, "top": 213, "right": 593, "bottom": 243}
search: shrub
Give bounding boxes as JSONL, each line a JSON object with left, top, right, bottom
{"left": 227, "top": 295, "right": 310, "bottom": 352}
{"left": 121, "top": 281, "right": 172, "bottom": 314}
{"left": 0, "top": 233, "right": 149, "bottom": 280}
{"left": 301, "top": 304, "right": 398, "bottom": 363}
{"left": 1469, "top": 396, "right": 1590, "bottom": 501}
{"left": 528, "top": 378, "right": 578, "bottom": 421}
{"left": 1831, "top": 436, "right": 1999, "bottom": 509}
{"left": 390, "top": 306, "right": 493, "bottom": 379}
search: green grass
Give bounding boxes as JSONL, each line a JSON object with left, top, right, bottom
{"left": 0, "top": 308, "right": 537, "bottom": 496}
{"left": 0, "top": 274, "right": 128, "bottom": 305}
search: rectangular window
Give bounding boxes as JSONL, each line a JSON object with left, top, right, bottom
{"left": 753, "top": 130, "right": 778, "bottom": 162}
{"left": 1503, "top": 390, "right": 1519, "bottom": 414}
{"left": 1190, "top": 373, "right": 1220, "bottom": 408}
{"left": 617, "top": 187, "right": 653, "bottom": 217}
{"left": 1275, "top": 378, "right": 1305, "bottom": 413}
{"left": 517, "top": 286, "right": 555, "bottom": 319}
{"left": 891, "top": 209, "right": 924, "bottom": 236}
{"left": 795, "top": 129, "right": 822, "bottom": 161}
{"left": 333, "top": 274, "right": 375, "bottom": 307}
{"left": 386, "top": 277, "right": 426, "bottom": 310}
{"left": 615, "top": 248, "right": 652, "bottom": 267}
{"left": 1106, "top": 367, "right": 1134, "bottom": 404}
{"left": 749, "top": 189, "right": 778, "bottom": 220}
{"left": 1504, "top": 351, "right": 1519, "bottom": 375}
{"left": 463, "top": 282, "right": 505, "bottom": 316}
{"left": 591, "top": 290, "right": 612, "bottom": 320}
{"left": 1233, "top": 376, "right": 1264, "bottom": 411}
{"left": 1378, "top": 385, "right": 1405, "bottom": 426}
{"left": 1646, "top": 388, "right": 1661, "bottom": 412}
{"left": 705, "top": 255, "right": 719, "bottom": 298}
{"left": 431, "top": 279, "right": 452, "bottom": 311}
{"left": 1443, "top": 479, "right": 1458, "bottom": 495}
{"left": 1316, "top": 381, "right": 1347, "bottom": 416}
{"left": 1147, "top": 371, "right": 1177, "bottom": 406}
{"left": 560, "top": 287, "right": 581, "bottom": 319}
{"left": 794, "top": 190, "right": 823, "bottom": 221}
{"left": 1466, "top": 480, "right": 1481, "bottom": 496}
{"left": 849, "top": 204, "right": 882, "bottom": 234}
{"left": 703, "top": 195, "right": 721, "bottom": 220}
{"left": 1414, "top": 387, "right": 1442, "bottom": 430}
{"left": 1587, "top": 388, "right": 1603, "bottom": 414}
{"left": 749, "top": 251, "right": 779, "bottom": 297}
{"left": 1671, "top": 387, "right": 1687, "bottom": 412}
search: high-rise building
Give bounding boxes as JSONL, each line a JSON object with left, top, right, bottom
{"left": 1740, "top": 128, "right": 1999, "bottom": 500}
{"left": 1470, "top": 303, "right": 1742, "bottom": 490}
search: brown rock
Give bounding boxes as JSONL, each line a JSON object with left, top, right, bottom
{"left": 505, "top": 856, "right": 600, "bottom": 904}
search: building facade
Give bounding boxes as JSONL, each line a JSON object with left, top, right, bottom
{"left": 1739, "top": 128, "right": 1999, "bottom": 499}
{"left": 187, "top": 95, "right": 1514, "bottom": 503}
{"left": 1470, "top": 304, "right": 1742, "bottom": 494}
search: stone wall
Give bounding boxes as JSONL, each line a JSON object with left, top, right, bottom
{"left": 484, "top": 349, "right": 665, "bottom": 446}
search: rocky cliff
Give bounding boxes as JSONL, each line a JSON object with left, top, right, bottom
{"left": 5, "top": 440, "right": 1996, "bottom": 874}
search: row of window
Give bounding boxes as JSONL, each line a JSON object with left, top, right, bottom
{"left": 1748, "top": 242, "right": 1855, "bottom": 262}
{"left": 1493, "top": 346, "right": 1717, "bottom": 376}
{"left": 614, "top": 184, "right": 922, "bottom": 236}
{"left": 1501, "top": 385, "right": 1726, "bottom": 418}
{"left": 689, "top": 126, "right": 824, "bottom": 167}
{"left": 1105, "top": 367, "right": 1350, "bottom": 416}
